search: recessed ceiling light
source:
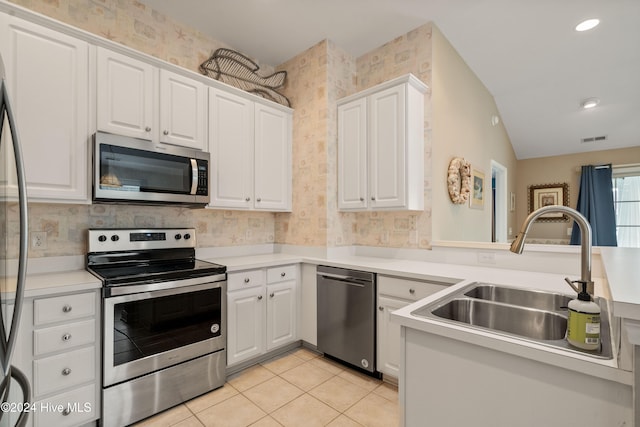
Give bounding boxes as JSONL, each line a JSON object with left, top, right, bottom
{"left": 575, "top": 18, "right": 600, "bottom": 32}
{"left": 580, "top": 97, "right": 600, "bottom": 109}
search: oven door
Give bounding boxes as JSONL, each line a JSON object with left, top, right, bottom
{"left": 103, "top": 279, "right": 225, "bottom": 387}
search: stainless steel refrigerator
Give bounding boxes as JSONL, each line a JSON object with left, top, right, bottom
{"left": 0, "top": 52, "right": 31, "bottom": 427}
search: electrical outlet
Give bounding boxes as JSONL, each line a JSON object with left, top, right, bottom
{"left": 477, "top": 252, "right": 496, "bottom": 264}
{"left": 31, "top": 231, "right": 47, "bottom": 249}
{"left": 567, "top": 227, "right": 572, "bottom": 236}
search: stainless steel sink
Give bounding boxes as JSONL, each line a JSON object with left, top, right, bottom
{"left": 463, "top": 284, "right": 572, "bottom": 312}
{"left": 411, "top": 282, "right": 612, "bottom": 359}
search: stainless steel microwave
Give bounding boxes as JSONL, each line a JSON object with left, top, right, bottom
{"left": 93, "top": 132, "right": 210, "bottom": 207}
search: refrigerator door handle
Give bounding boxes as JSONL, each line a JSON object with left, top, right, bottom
{"left": 0, "top": 71, "right": 29, "bottom": 370}
{"left": 10, "top": 365, "right": 31, "bottom": 427}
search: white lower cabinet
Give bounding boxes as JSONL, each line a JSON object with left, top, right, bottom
{"left": 227, "top": 265, "right": 298, "bottom": 367}
{"left": 376, "top": 275, "right": 448, "bottom": 379}
{"left": 227, "top": 286, "right": 265, "bottom": 365}
{"left": 12, "top": 289, "right": 101, "bottom": 427}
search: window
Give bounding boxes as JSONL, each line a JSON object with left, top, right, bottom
{"left": 612, "top": 165, "right": 640, "bottom": 248}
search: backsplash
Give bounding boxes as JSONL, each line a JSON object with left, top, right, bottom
{"left": 26, "top": 203, "right": 275, "bottom": 258}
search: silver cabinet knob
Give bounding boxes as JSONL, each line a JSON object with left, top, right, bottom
{"left": 163, "top": 130, "right": 169, "bottom": 135}
{"left": 280, "top": 272, "right": 286, "bottom": 277}
{"left": 62, "top": 367, "right": 72, "bottom": 376}
{"left": 62, "top": 305, "right": 72, "bottom": 313}
{"left": 244, "top": 278, "right": 250, "bottom": 283}
{"left": 145, "top": 126, "right": 151, "bottom": 132}
{"left": 62, "top": 408, "right": 71, "bottom": 416}
{"left": 245, "top": 197, "right": 250, "bottom": 202}
{"left": 360, "top": 197, "right": 364, "bottom": 202}
{"left": 371, "top": 197, "right": 375, "bottom": 201}
{"left": 256, "top": 198, "right": 261, "bottom": 202}
{"left": 270, "top": 293, "right": 275, "bottom": 298}
{"left": 257, "top": 295, "right": 263, "bottom": 300}
{"left": 378, "top": 306, "right": 384, "bottom": 311}
{"left": 62, "top": 333, "right": 72, "bottom": 342}
{"left": 409, "top": 288, "right": 416, "bottom": 294}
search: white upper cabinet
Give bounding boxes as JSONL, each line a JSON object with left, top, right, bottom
{"left": 208, "top": 88, "right": 254, "bottom": 209}
{"left": 254, "top": 103, "right": 292, "bottom": 211}
{"left": 159, "top": 69, "right": 206, "bottom": 150}
{"left": 208, "top": 87, "right": 292, "bottom": 211}
{"left": 97, "top": 47, "right": 207, "bottom": 150}
{"left": 338, "top": 74, "right": 427, "bottom": 211}
{"left": 97, "top": 48, "right": 156, "bottom": 141}
{"left": 0, "top": 15, "right": 90, "bottom": 203}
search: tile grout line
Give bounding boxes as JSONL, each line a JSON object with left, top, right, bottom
{"left": 164, "top": 350, "right": 396, "bottom": 426}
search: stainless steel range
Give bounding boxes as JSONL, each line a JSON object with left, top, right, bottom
{"left": 87, "top": 228, "right": 226, "bottom": 427}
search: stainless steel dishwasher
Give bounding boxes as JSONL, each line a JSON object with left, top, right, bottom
{"left": 317, "top": 265, "right": 379, "bottom": 376}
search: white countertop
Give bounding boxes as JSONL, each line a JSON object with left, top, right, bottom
{"left": 599, "top": 247, "right": 640, "bottom": 320}
{"left": 2, "top": 269, "right": 101, "bottom": 300}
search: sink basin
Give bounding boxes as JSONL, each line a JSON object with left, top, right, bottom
{"left": 425, "top": 298, "right": 567, "bottom": 341}
{"left": 464, "top": 284, "right": 572, "bottom": 312}
{"left": 410, "top": 282, "right": 612, "bottom": 359}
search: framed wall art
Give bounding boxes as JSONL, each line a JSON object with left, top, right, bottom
{"left": 527, "top": 183, "right": 569, "bottom": 221}
{"left": 470, "top": 168, "right": 485, "bottom": 209}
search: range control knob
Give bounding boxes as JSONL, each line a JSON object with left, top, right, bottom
{"left": 175, "top": 234, "right": 182, "bottom": 240}
{"left": 110, "top": 235, "right": 119, "bottom": 242}
{"left": 183, "top": 233, "right": 191, "bottom": 240}
{"left": 98, "top": 235, "right": 107, "bottom": 242}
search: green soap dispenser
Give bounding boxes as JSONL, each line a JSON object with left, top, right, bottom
{"left": 567, "top": 281, "right": 600, "bottom": 351}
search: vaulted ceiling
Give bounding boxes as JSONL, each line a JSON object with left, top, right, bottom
{"left": 142, "top": 0, "right": 640, "bottom": 160}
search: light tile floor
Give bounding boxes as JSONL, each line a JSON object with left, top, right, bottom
{"left": 133, "top": 348, "right": 399, "bottom": 427}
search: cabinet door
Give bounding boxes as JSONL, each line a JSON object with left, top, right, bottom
{"left": 266, "top": 281, "right": 297, "bottom": 350}
{"left": 377, "top": 295, "right": 408, "bottom": 378}
{"left": 368, "top": 84, "right": 406, "bottom": 209}
{"left": 96, "top": 47, "right": 157, "bottom": 141}
{"left": 1, "top": 17, "right": 89, "bottom": 202}
{"left": 337, "top": 97, "right": 368, "bottom": 210}
{"left": 254, "top": 103, "right": 292, "bottom": 211}
{"left": 208, "top": 88, "right": 254, "bottom": 209}
{"left": 227, "top": 287, "right": 265, "bottom": 366}
{"left": 159, "top": 70, "right": 206, "bottom": 150}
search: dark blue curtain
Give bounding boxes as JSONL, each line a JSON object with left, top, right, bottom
{"left": 570, "top": 165, "right": 617, "bottom": 246}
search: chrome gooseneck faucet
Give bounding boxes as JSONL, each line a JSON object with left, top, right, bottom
{"left": 510, "top": 205, "right": 594, "bottom": 297}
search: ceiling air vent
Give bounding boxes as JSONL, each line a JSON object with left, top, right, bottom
{"left": 580, "top": 135, "right": 608, "bottom": 143}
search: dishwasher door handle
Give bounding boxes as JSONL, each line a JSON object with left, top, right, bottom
{"left": 318, "top": 272, "right": 368, "bottom": 286}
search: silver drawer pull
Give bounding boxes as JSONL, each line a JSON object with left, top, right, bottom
{"left": 244, "top": 278, "right": 250, "bottom": 283}
{"left": 280, "top": 272, "right": 286, "bottom": 277}
{"left": 409, "top": 288, "right": 416, "bottom": 294}
{"left": 257, "top": 295, "right": 263, "bottom": 300}
{"left": 270, "top": 293, "right": 275, "bottom": 298}
{"left": 145, "top": 126, "right": 151, "bottom": 132}
{"left": 62, "top": 333, "right": 72, "bottom": 342}
{"left": 245, "top": 197, "right": 250, "bottom": 202}
{"left": 62, "top": 305, "right": 72, "bottom": 313}
{"left": 62, "top": 407, "right": 71, "bottom": 416}
{"left": 378, "top": 306, "right": 384, "bottom": 311}
{"left": 62, "top": 367, "right": 72, "bottom": 376}
{"left": 163, "top": 130, "right": 169, "bottom": 135}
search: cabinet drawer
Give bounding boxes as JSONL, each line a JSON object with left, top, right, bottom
{"left": 228, "top": 269, "right": 265, "bottom": 292}
{"left": 34, "top": 383, "right": 96, "bottom": 427}
{"left": 33, "top": 319, "right": 96, "bottom": 357}
{"left": 33, "top": 292, "right": 95, "bottom": 326}
{"left": 378, "top": 275, "right": 448, "bottom": 301}
{"left": 33, "top": 346, "right": 95, "bottom": 397}
{"left": 267, "top": 265, "right": 297, "bottom": 284}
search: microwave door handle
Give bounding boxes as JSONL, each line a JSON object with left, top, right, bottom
{"left": 190, "top": 158, "right": 198, "bottom": 195}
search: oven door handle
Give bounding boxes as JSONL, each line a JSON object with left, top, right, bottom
{"left": 105, "top": 275, "right": 226, "bottom": 300}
